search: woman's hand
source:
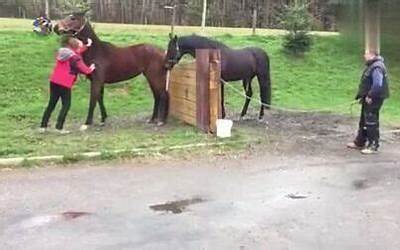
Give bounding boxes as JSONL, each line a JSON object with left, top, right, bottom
{"left": 365, "top": 96, "right": 373, "bottom": 105}
{"left": 87, "top": 38, "right": 93, "bottom": 47}
{"left": 89, "top": 63, "right": 96, "bottom": 71}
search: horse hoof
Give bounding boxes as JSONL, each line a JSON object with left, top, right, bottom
{"left": 156, "top": 121, "right": 165, "bottom": 127}
{"left": 147, "top": 119, "right": 156, "bottom": 124}
{"left": 80, "top": 124, "right": 89, "bottom": 131}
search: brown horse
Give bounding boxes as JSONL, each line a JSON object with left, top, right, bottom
{"left": 54, "top": 11, "right": 169, "bottom": 130}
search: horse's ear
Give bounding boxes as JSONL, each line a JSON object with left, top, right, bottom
{"left": 169, "top": 33, "right": 173, "bottom": 40}
{"left": 83, "top": 9, "right": 91, "bottom": 16}
{"left": 74, "top": 8, "right": 90, "bottom": 17}
{"left": 174, "top": 35, "right": 178, "bottom": 40}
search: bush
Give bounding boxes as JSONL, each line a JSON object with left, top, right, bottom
{"left": 280, "top": 2, "right": 313, "bottom": 55}
{"left": 283, "top": 31, "right": 313, "bottom": 55}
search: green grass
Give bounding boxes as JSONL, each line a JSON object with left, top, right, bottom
{"left": 0, "top": 18, "right": 399, "bottom": 158}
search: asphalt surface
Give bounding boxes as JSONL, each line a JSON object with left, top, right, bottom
{"left": 1, "top": 145, "right": 400, "bottom": 250}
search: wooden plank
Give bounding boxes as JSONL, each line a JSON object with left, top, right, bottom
{"left": 195, "top": 49, "right": 210, "bottom": 133}
{"left": 170, "top": 69, "right": 197, "bottom": 79}
{"left": 170, "top": 98, "right": 197, "bottom": 114}
{"left": 172, "top": 62, "right": 196, "bottom": 71}
{"left": 170, "top": 109, "right": 197, "bottom": 126}
{"left": 169, "top": 83, "right": 197, "bottom": 102}
{"left": 170, "top": 77, "right": 196, "bottom": 87}
{"left": 208, "top": 50, "right": 222, "bottom": 133}
{"left": 169, "top": 61, "right": 197, "bottom": 127}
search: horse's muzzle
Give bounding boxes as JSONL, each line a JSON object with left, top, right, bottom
{"left": 53, "top": 24, "right": 60, "bottom": 35}
{"left": 53, "top": 23, "right": 72, "bottom": 35}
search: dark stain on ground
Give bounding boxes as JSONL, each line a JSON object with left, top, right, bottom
{"left": 61, "top": 211, "right": 92, "bottom": 220}
{"left": 286, "top": 193, "right": 308, "bottom": 199}
{"left": 353, "top": 179, "right": 369, "bottom": 190}
{"left": 150, "top": 197, "right": 206, "bottom": 214}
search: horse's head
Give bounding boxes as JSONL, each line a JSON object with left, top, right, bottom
{"left": 165, "top": 33, "right": 181, "bottom": 70}
{"left": 54, "top": 10, "right": 89, "bottom": 37}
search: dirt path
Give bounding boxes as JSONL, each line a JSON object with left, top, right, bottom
{"left": 1, "top": 112, "right": 399, "bottom": 250}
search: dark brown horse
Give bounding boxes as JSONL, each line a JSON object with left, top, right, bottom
{"left": 165, "top": 35, "right": 271, "bottom": 120}
{"left": 54, "top": 12, "right": 169, "bottom": 130}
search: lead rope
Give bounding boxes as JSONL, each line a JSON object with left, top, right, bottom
{"left": 165, "top": 70, "right": 171, "bottom": 91}
{"left": 222, "top": 79, "right": 359, "bottom": 114}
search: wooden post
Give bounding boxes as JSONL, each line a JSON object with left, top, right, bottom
{"left": 171, "top": 5, "right": 176, "bottom": 36}
{"left": 208, "top": 50, "right": 222, "bottom": 133}
{"left": 364, "top": 0, "right": 381, "bottom": 54}
{"left": 45, "top": 0, "right": 50, "bottom": 18}
{"left": 196, "top": 50, "right": 211, "bottom": 132}
{"left": 252, "top": 8, "right": 257, "bottom": 36}
{"left": 169, "top": 49, "right": 221, "bottom": 134}
{"left": 201, "top": 0, "right": 207, "bottom": 30}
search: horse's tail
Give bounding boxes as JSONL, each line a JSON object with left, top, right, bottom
{"left": 252, "top": 48, "right": 272, "bottom": 109}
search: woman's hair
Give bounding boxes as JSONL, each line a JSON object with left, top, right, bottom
{"left": 60, "top": 35, "right": 73, "bottom": 47}
{"left": 60, "top": 35, "right": 80, "bottom": 48}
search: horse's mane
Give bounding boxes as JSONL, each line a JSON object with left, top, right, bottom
{"left": 180, "top": 35, "right": 230, "bottom": 50}
{"left": 83, "top": 22, "right": 115, "bottom": 48}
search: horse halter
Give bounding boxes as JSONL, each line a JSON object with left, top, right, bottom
{"left": 167, "top": 41, "right": 180, "bottom": 64}
{"left": 72, "top": 17, "right": 88, "bottom": 37}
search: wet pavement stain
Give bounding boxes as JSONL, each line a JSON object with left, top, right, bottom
{"left": 61, "top": 211, "right": 92, "bottom": 220}
{"left": 150, "top": 197, "right": 206, "bottom": 214}
{"left": 13, "top": 211, "right": 92, "bottom": 230}
{"left": 353, "top": 179, "right": 369, "bottom": 190}
{"left": 286, "top": 193, "right": 308, "bottom": 199}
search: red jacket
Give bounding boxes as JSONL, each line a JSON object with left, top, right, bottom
{"left": 49, "top": 46, "right": 93, "bottom": 89}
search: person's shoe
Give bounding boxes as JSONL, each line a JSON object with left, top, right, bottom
{"left": 361, "top": 147, "right": 378, "bottom": 155}
{"left": 38, "top": 127, "right": 47, "bottom": 134}
{"left": 346, "top": 142, "right": 363, "bottom": 150}
{"left": 55, "top": 129, "right": 70, "bottom": 135}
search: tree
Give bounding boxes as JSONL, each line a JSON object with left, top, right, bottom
{"left": 201, "top": 0, "right": 207, "bottom": 29}
{"left": 280, "top": 1, "right": 313, "bottom": 55}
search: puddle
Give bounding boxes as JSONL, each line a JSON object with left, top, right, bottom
{"left": 61, "top": 211, "right": 92, "bottom": 220}
{"left": 286, "top": 193, "right": 308, "bottom": 199}
{"left": 15, "top": 211, "right": 92, "bottom": 230}
{"left": 149, "top": 197, "right": 206, "bottom": 214}
{"left": 352, "top": 179, "right": 369, "bottom": 190}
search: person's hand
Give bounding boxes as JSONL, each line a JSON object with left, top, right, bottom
{"left": 89, "top": 63, "right": 96, "bottom": 71}
{"left": 365, "top": 96, "right": 373, "bottom": 105}
{"left": 87, "top": 38, "right": 93, "bottom": 47}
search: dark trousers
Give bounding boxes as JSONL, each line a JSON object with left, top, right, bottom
{"left": 354, "top": 98, "right": 384, "bottom": 149}
{"left": 40, "top": 82, "right": 71, "bottom": 130}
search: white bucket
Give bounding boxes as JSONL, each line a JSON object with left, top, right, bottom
{"left": 216, "top": 119, "right": 233, "bottom": 138}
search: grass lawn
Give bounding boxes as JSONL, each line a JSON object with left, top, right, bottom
{"left": 0, "top": 18, "right": 399, "bottom": 159}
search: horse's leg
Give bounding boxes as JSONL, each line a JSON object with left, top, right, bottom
{"left": 256, "top": 53, "right": 272, "bottom": 120}
{"left": 156, "top": 89, "right": 169, "bottom": 126}
{"left": 240, "top": 78, "right": 253, "bottom": 119}
{"left": 98, "top": 86, "right": 108, "bottom": 125}
{"left": 221, "top": 81, "right": 226, "bottom": 119}
{"left": 257, "top": 73, "right": 271, "bottom": 121}
{"left": 144, "top": 69, "right": 165, "bottom": 125}
{"left": 147, "top": 91, "right": 160, "bottom": 124}
{"left": 81, "top": 81, "right": 102, "bottom": 131}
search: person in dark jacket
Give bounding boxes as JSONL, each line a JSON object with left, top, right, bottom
{"left": 347, "top": 51, "right": 390, "bottom": 154}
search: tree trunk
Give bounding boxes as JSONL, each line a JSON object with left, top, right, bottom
{"left": 252, "top": 8, "right": 257, "bottom": 35}
{"left": 45, "top": 0, "right": 50, "bottom": 18}
{"left": 201, "top": 0, "right": 207, "bottom": 29}
{"left": 141, "top": 0, "right": 146, "bottom": 24}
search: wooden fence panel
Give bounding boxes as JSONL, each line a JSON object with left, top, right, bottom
{"left": 169, "top": 49, "right": 221, "bottom": 134}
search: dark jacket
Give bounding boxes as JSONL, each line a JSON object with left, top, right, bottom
{"left": 356, "top": 56, "right": 389, "bottom": 100}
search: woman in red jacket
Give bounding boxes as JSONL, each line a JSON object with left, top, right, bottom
{"left": 40, "top": 36, "right": 95, "bottom": 134}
